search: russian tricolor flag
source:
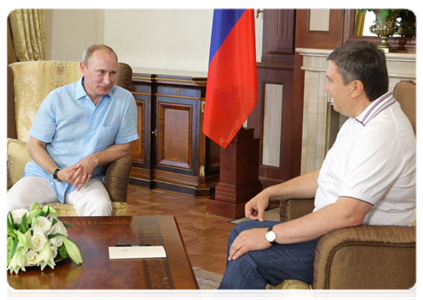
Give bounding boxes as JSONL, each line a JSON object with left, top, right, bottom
{"left": 203, "top": 9, "right": 258, "bottom": 148}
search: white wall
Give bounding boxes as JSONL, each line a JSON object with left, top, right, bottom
{"left": 46, "top": 9, "right": 264, "bottom": 74}
{"left": 104, "top": 9, "right": 213, "bottom": 73}
{"left": 46, "top": 9, "right": 104, "bottom": 62}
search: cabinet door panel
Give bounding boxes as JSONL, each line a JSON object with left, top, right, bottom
{"left": 156, "top": 97, "right": 197, "bottom": 174}
{"left": 130, "top": 99, "right": 145, "bottom": 163}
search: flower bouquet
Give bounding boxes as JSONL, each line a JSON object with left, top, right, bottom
{"left": 7, "top": 203, "right": 83, "bottom": 274}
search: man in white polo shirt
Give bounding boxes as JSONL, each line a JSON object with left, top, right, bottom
{"left": 219, "top": 41, "right": 416, "bottom": 289}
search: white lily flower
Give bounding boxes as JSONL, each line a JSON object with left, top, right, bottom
{"left": 10, "top": 209, "right": 29, "bottom": 225}
{"left": 7, "top": 249, "right": 26, "bottom": 274}
{"left": 48, "top": 219, "right": 68, "bottom": 237}
{"left": 63, "top": 237, "right": 83, "bottom": 265}
{"left": 38, "top": 242, "right": 55, "bottom": 271}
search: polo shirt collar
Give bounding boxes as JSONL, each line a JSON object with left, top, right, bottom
{"left": 355, "top": 91, "right": 396, "bottom": 126}
{"left": 75, "top": 76, "right": 116, "bottom": 101}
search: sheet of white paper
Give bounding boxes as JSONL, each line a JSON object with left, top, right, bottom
{"left": 109, "top": 246, "right": 167, "bottom": 259}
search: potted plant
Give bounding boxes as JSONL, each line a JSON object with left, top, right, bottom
{"left": 359, "top": 9, "right": 400, "bottom": 52}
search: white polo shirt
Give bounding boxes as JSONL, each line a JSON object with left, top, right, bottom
{"left": 314, "top": 91, "right": 416, "bottom": 225}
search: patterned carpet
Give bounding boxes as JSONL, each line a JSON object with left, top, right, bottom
{"left": 193, "top": 267, "right": 223, "bottom": 289}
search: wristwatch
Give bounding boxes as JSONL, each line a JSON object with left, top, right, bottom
{"left": 53, "top": 168, "right": 62, "bottom": 182}
{"left": 265, "top": 226, "right": 277, "bottom": 246}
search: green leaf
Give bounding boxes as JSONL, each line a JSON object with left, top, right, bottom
{"left": 29, "top": 202, "right": 40, "bottom": 213}
{"left": 63, "top": 223, "right": 74, "bottom": 229}
{"left": 62, "top": 237, "right": 83, "bottom": 265}
{"left": 7, "top": 237, "right": 14, "bottom": 266}
{"left": 378, "top": 9, "right": 390, "bottom": 21}
{"left": 48, "top": 233, "right": 66, "bottom": 239}
{"left": 19, "top": 213, "right": 29, "bottom": 234}
{"left": 41, "top": 205, "right": 58, "bottom": 218}
{"left": 16, "top": 230, "right": 29, "bottom": 249}
{"left": 51, "top": 217, "right": 58, "bottom": 227}
{"left": 7, "top": 213, "right": 17, "bottom": 237}
{"left": 9, "top": 237, "right": 19, "bottom": 261}
{"left": 58, "top": 244, "right": 68, "bottom": 260}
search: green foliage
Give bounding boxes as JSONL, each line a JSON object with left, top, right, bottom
{"left": 57, "top": 244, "right": 68, "bottom": 261}
{"left": 4, "top": 236, "right": 13, "bottom": 266}
{"left": 358, "top": 9, "right": 406, "bottom": 21}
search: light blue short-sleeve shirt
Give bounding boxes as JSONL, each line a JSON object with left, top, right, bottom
{"left": 24, "top": 77, "right": 139, "bottom": 203}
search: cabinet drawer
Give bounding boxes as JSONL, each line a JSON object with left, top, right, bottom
{"left": 157, "top": 85, "right": 199, "bottom": 98}
{"left": 132, "top": 83, "right": 151, "bottom": 94}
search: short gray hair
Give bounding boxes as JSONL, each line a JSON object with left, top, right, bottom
{"left": 327, "top": 41, "right": 388, "bottom": 101}
{"left": 81, "top": 44, "right": 118, "bottom": 65}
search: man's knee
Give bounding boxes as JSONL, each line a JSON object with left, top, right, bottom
{"left": 95, "top": 198, "right": 112, "bottom": 216}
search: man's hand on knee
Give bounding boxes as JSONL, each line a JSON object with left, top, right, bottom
{"left": 228, "top": 228, "right": 272, "bottom": 261}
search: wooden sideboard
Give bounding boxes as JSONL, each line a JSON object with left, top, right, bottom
{"left": 129, "top": 70, "right": 220, "bottom": 196}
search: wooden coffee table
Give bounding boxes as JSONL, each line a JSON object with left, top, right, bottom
{"left": 8, "top": 215, "right": 198, "bottom": 289}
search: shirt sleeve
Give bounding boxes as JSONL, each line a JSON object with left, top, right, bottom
{"left": 339, "top": 124, "right": 404, "bottom": 205}
{"left": 114, "top": 92, "right": 139, "bottom": 144}
{"left": 29, "top": 91, "right": 57, "bottom": 143}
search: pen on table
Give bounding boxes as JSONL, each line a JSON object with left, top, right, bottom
{"left": 114, "top": 243, "right": 152, "bottom": 247}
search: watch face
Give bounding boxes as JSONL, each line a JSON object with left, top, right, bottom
{"left": 266, "top": 230, "right": 276, "bottom": 242}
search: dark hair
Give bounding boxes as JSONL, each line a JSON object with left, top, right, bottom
{"left": 327, "top": 41, "right": 389, "bottom": 101}
{"left": 82, "top": 44, "right": 118, "bottom": 65}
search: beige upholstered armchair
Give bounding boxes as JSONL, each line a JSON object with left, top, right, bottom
{"left": 7, "top": 61, "right": 134, "bottom": 216}
{"left": 274, "top": 81, "right": 416, "bottom": 289}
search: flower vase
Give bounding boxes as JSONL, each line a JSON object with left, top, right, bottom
{"left": 369, "top": 12, "right": 399, "bottom": 52}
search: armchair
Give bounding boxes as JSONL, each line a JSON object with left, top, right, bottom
{"left": 7, "top": 61, "right": 134, "bottom": 216}
{"left": 274, "top": 81, "right": 416, "bottom": 289}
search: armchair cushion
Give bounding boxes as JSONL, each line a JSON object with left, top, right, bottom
{"left": 10, "top": 61, "right": 81, "bottom": 142}
{"left": 279, "top": 198, "right": 314, "bottom": 222}
{"left": 267, "top": 279, "right": 314, "bottom": 300}
{"left": 47, "top": 202, "right": 130, "bottom": 216}
{"left": 7, "top": 138, "right": 31, "bottom": 189}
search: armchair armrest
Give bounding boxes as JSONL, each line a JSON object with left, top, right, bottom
{"left": 279, "top": 198, "right": 314, "bottom": 222}
{"left": 105, "top": 155, "right": 133, "bottom": 203}
{"left": 313, "top": 225, "right": 416, "bottom": 289}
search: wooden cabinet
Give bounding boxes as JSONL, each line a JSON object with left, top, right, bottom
{"left": 129, "top": 71, "right": 220, "bottom": 196}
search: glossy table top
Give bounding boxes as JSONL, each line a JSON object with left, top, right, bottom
{"left": 8, "top": 215, "right": 198, "bottom": 289}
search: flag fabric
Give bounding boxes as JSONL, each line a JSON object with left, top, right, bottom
{"left": 203, "top": 9, "right": 258, "bottom": 148}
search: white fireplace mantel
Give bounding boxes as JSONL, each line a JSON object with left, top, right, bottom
{"left": 297, "top": 48, "right": 416, "bottom": 174}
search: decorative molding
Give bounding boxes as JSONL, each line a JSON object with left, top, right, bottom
{"left": 133, "top": 75, "right": 207, "bottom": 86}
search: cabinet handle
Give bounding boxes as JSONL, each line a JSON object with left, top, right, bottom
{"left": 151, "top": 129, "right": 158, "bottom": 136}
{"left": 174, "top": 88, "right": 181, "bottom": 93}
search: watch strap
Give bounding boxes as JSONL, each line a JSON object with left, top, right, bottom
{"left": 53, "top": 168, "right": 62, "bottom": 182}
{"left": 266, "top": 226, "right": 277, "bottom": 245}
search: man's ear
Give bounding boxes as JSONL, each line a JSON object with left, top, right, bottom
{"left": 79, "top": 62, "right": 86, "bottom": 75}
{"left": 350, "top": 80, "right": 364, "bottom": 98}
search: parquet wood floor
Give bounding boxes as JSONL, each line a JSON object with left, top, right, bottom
{"left": 126, "top": 184, "right": 235, "bottom": 275}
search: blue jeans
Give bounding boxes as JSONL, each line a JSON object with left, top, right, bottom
{"left": 218, "top": 220, "right": 319, "bottom": 289}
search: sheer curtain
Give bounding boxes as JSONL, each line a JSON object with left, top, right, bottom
{"left": 8, "top": 9, "right": 46, "bottom": 62}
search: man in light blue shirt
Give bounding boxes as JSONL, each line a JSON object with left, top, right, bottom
{"left": 7, "top": 44, "right": 139, "bottom": 216}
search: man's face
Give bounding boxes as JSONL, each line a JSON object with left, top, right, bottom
{"left": 80, "top": 49, "right": 118, "bottom": 102}
{"left": 325, "top": 61, "right": 355, "bottom": 117}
